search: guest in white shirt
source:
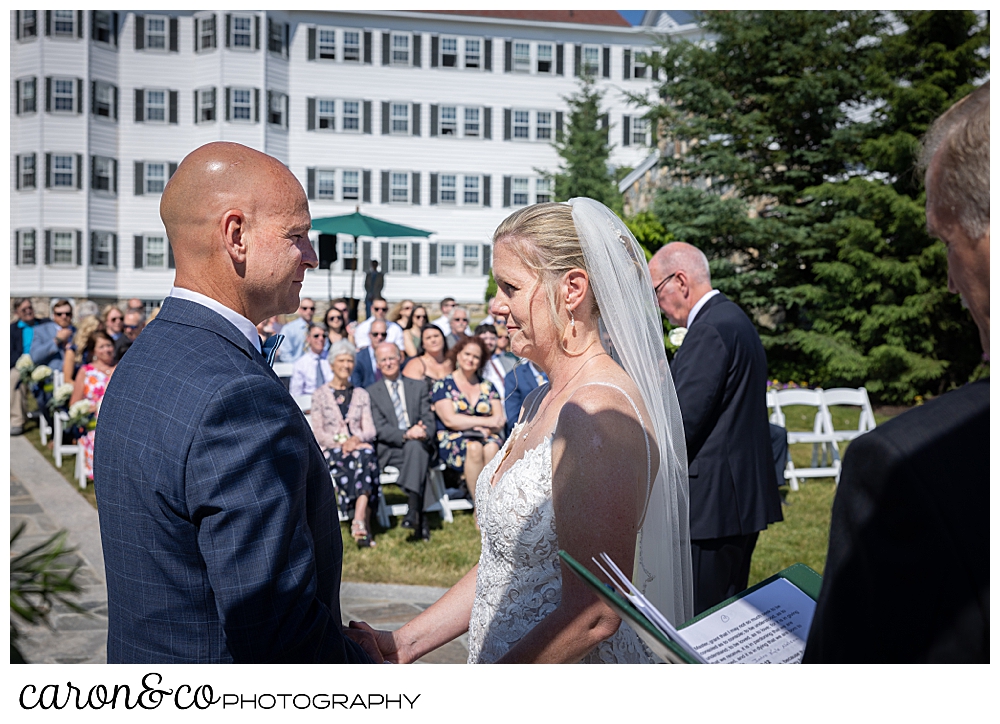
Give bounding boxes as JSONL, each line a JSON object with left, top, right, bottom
{"left": 277, "top": 298, "right": 316, "bottom": 363}
{"left": 474, "top": 323, "right": 510, "bottom": 403}
{"left": 430, "top": 297, "right": 456, "bottom": 336}
{"left": 353, "top": 296, "right": 404, "bottom": 352}
{"left": 290, "top": 323, "right": 332, "bottom": 398}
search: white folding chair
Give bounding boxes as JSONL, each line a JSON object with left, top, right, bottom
{"left": 771, "top": 388, "right": 840, "bottom": 489}
{"left": 271, "top": 362, "right": 294, "bottom": 380}
{"left": 822, "top": 387, "right": 876, "bottom": 451}
{"left": 75, "top": 438, "right": 88, "bottom": 489}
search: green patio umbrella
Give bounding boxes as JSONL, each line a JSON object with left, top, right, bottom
{"left": 311, "top": 209, "right": 433, "bottom": 307}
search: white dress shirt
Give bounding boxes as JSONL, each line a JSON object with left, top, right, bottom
{"left": 687, "top": 289, "right": 721, "bottom": 328}
{"left": 354, "top": 317, "right": 404, "bottom": 351}
{"left": 289, "top": 349, "right": 333, "bottom": 397}
{"left": 168, "top": 287, "right": 261, "bottom": 353}
{"left": 483, "top": 354, "right": 508, "bottom": 402}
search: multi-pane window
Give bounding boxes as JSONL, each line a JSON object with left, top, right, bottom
{"left": 53, "top": 79, "right": 76, "bottom": 112}
{"left": 94, "top": 82, "right": 114, "bottom": 118}
{"left": 511, "top": 177, "right": 529, "bottom": 206}
{"left": 391, "top": 34, "right": 410, "bottom": 65}
{"left": 513, "top": 110, "right": 531, "bottom": 139}
{"left": 391, "top": 103, "right": 410, "bottom": 134}
{"left": 146, "top": 16, "right": 167, "bottom": 50}
{"left": 441, "top": 37, "right": 458, "bottom": 67}
{"left": 439, "top": 174, "right": 457, "bottom": 203}
{"left": 145, "top": 90, "right": 166, "bottom": 122}
{"left": 632, "top": 52, "right": 648, "bottom": 79}
{"left": 318, "top": 29, "right": 336, "bottom": 59}
{"left": 632, "top": 117, "right": 650, "bottom": 145}
{"left": 268, "top": 92, "right": 287, "bottom": 127}
{"left": 18, "top": 230, "right": 36, "bottom": 265}
{"left": 535, "top": 178, "right": 553, "bottom": 203}
{"left": 464, "top": 108, "right": 480, "bottom": 137}
{"left": 537, "top": 43, "right": 554, "bottom": 73}
{"left": 464, "top": 39, "right": 481, "bottom": 68}
{"left": 390, "top": 243, "right": 409, "bottom": 273}
{"left": 342, "top": 170, "right": 360, "bottom": 200}
{"left": 197, "top": 15, "right": 216, "bottom": 51}
{"left": 464, "top": 176, "right": 481, "bottom": 205}
{"left": 93, "top": 156, "right": 114, "bottom": 192}
{"left": 93, "top": 11, "right": 114, "bottom": 44}
{"left": 144, "top": 236, "right": 167, "bottom": 268}
{"left": 536, "top": 112, "right": 552, "bottom": 140}
{"left": 145, "top": 163, "right": 167, "bottom": 194}
{"left": 53, "top": 155, "right": 76, "bottom": 187}
{"left": 343, "top": 101, "right": 360, "bottom": 131}
{"left": 513, "top": 42, "right": 531, "bottom": 72}
{"left": 341, "top": 238, "right": 358, "bottom": 272}
{"left": 92, "top": 232, "right": 114, "bottom": 267}
{"left": 463, "top": 244, "right": 480, "bottom": 274}
{"left": 583, "top": 45, "right": 601, "bottom": 76}
{"left": 440, "top": 106, "right": 457, "bottom": 136}
{"left": 268, "top": 20, "right": 285, "bottom": 54}
{"left": 231, "top": 88, "right": 252, "bottom": 121}
{"left": 231, "top": 15, "right": 253, "bottom": 48}
{"left": 18, "top": 78, "right": 36, "bottom": 114}
{"left": 343, "top": 31, "right": 361, "bottom": 61}
{"left": 390, "top": 172, "right": 410, "bottom": 203}
{"left": 439, "top": 243, "right": 457, "bottom": 275}
{"left": 316, "top": 170, "right": 336, "bottom": 199}
{"left": 197, "top": 87, "right": 216, "bottom": 122}
{"left": 18, "top": 155, "right": 36, "bottom": 189}
{"left": 317, "top": 99, "right": 336, "bottom": 129}
{"left": 52, "top": 231, "right": 75, "bottom": 264}
{"left": 19, "top": 11, "right": 37, "bottom": 38}
{"left": 52, "top": 10, "right": 76, "bottom": 37}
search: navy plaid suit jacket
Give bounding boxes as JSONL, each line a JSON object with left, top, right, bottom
{"left": 94, "top": 297, "right": 371, "bottom": 663}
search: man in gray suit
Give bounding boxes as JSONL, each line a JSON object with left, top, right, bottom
{"left": 367, "top": 342, "right": 436, "bottom": 541}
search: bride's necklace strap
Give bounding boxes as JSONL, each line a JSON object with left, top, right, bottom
{"left": 519, "top": 352, "right": 608, "bottom": 440}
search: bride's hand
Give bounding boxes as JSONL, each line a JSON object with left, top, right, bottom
{"left": 349, "top": 620, "right": 410, "bottom": 663}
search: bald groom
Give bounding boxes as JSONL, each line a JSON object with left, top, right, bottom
{"left": 94, "top": 142, "right": 376, "bottom": 663}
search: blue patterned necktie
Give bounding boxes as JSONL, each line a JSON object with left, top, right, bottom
{"left": 261, "top": 334, "right": 284, "bottom": 367}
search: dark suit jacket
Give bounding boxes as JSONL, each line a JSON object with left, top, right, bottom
{"left": 671, "top": 292, "right": 782, "bottom": 540}
{"left": 350, "top": 347, "right": 378, "bottom": 388}
{"left": 503, "top": 363, "right": 545, "bottom": 438}
{"left": 804, "top": 379, "right": 989, "bottom": 663}
{"left": 93, "top": 297, "right": 371, "bottom": 664}
{"left": 367, "top": 376, "right": 436, "bottom": 449}
{"left": 11, "top": 321, "right": 25, "bottom": 368}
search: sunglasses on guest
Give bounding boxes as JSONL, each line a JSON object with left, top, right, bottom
{"left": 53, "top": 311, "right": 72, "bottom": 318}
{"left": 370, "top": 330, "right": 387, "bottom": 338}
{"left": 372, "top": 305, "right": 388, "bottom": 313}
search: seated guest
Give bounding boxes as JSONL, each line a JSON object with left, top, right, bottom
{"left": 367, "top": 343, "right": 437, "bottom": 541}
{"left": 69, "top": 330, "right": 117, "bottom": 481}
{"left": 431, "top": 336, "right": 504, "bottom": 502}
{"left": 310, "top": 340, "right": 380, "bottom": 548}
{"left": 431, "top": 297, "right": 456, "bottom": 335}
{"left": 330, "top": 298, "right": 357, "bottom": 340}
{"left": 354, "top": 296, "right": 405, "bottom": 351}
{"left": 113, "top": 311, "right": 145, "bottom": 362}
{"left": 289, "top": 323, "right": 331, "bottom": 398}
{"left": 350, "top": 319, "right": 386, "bottom": 388}
{"left": 324, "top": 306, "right": 351, "bottom": 347}
{"left": 402, "top": 324, "right": 453, "bottom": 388}
{"left": 474, "top": 323, "right": 512, "bottom": 403}
{"left": 444, "top": 305, "right": 471, "bottom": 349}
{"left": 101, "top": 305, "right": 125, "bottom": 341}
{"left": 62, "top": 315, "right": 104, "bottom": 383}
{"left": 401, "top": 305, "right": 428, "bottom": 359}
{"left": 389, "top": 299, "right": 414, "bottom": 330}
{"left": 502, "top": 359, "right": 548, "bottom": 439}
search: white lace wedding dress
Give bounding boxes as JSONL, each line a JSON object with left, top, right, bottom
{"left": 466, "top": 412, "right": 654, "bottom": 664}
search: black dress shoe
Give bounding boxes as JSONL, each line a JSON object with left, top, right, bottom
{"left": 400, "top": 518, "right": 418, "bottom": 530}
{"left": 420, "top": 520, "right": 431, "bottom": 541}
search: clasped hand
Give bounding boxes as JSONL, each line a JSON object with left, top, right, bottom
{"left": 346, "top": 621, "right": 409, "bottom": 663}
{"left": 403, "top": 420, "right": 428, "bottom": 441}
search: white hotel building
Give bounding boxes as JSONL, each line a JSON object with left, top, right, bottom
{"left": 10, "top": 10, "right": 661, "bottom": 310}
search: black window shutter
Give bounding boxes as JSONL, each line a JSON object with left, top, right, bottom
{"left": 430, "top": 105, "right": 438, "bottom": 136}
{"left": 168, "top": 162, "right": 177, "bottom": 179}
{"left": 574, "top": 45, "right": 582, "bottom": 76}
{"left": 193, "top": 15, "right": 198, "bottom": 50}
{"left": 429, "top": 173, "right": 438, "bottom": 204}
{"left": 307, "top": 167, "right": 316, "bottom": 199}
{"left": 411, "top": 172, "right": 420, "bottom": 205}
{"left": 623, "top": 115, "right": 631, "bottom": 146}
{"left": 380, "top": 241, "right": 389, "bottom": 271}
{"left": 503, "top": 176, "right": 511, "bottom": 207}
{"left": 134, "top": 161, "right": 144, "bottom": 195}
{"left": 90, "top": 232, "right": 97, "bottom": 265}
{"left": 45, "top": 11, "right": 51, "bottom": 36}
{"left": 90, "top": 80, "right": 96, "bottom": 115}
{"left": 254, "top": 88, "right": 260, "bottom": 122}
{"left": 382, "top": 32, "right": 390, "bottom": 65}
{"left": 504, "top": 40, "right": 512, "bottom": 72}
{"left": 45, "top": 153, "right": 51, "bottom": 188}
{"left": 169, "top": 90, "right": 178, "bottom": 124}
{"left": 484, "top": 39, "right": 492, "bottom": 71}
{"left": 169, "top": 17, "right": 178, "bottom": 52}
{"left": 111, "top": 233, "right": 118, "bottom": 268}
{"left": 254, "top": 16, "right": 260, "bottom": 50}
{"left": 483, "top": 175, "right": 491, "bottom": 207}
{"left": 16, "top": 80, "right": 21, "bottom": 115}
{"left": 90, "top": 11, "right": 97, "bottom": 40}
{"left": 76, "top": 154, "right": 83, "bottom": 189}
{"left": 381, "top": 101, "right": 389, "bottom": 134}
{"left": 601, "top": 113, "right": 609, "bottom": 142}
{"left": 430, "top": 35, "right": 438, "bottom": 67}
{"left": 225, "top": 14, "right": 231, "bottom": 47}
{"left": 362, "top": 170, "right": 371, "bottom": 203}
{"left": 411, "top": 243, "right": 420, "bottom": 275}
{"left": 504, "top": 108, "right": 512, "bottom": 140}
{"left": 135, "top": 88, "right": 144, "bottom": 122}
{"left": 556, "top": 43, "right": 564, "bottom": 75}
{"left": 112, "top": 159, "right": 118, "bottom": 193}
{"left": 76, "top": 231, "right": 82, "bottom": 265}
{"left": 623, "top": 49, "right": 631, "bottom": 80}
{"left": 308, "top": 27, "right": 316, "bottom": 60}
{"left": 90, "top": 155, "right": 96, "bottom": 188}
{"left": 603, "top": 46, "right": 611, "bottom": 78}
{"left": 556, "top": 111, "right": 564, "bottom": 141}
{"left": 267, "top": 18, "right": 272, "bottom": 51}
{"left": 225, "top": 87, "right": 231, "bottom": 121}
{"left": 482, "top": 244, "right": 491, "bottom": 275}
{"left": 15, "top": 156, "right": 21, "bottom": 190}
{"left": 380, "top": 171, "right": 389, "bottom": 203}
{"left": 46, "top": 77, "right": 52, "bottom": 112}
{"left": 364, "top": 31, "right": 372, "bottom": 63}
{"left": 15, "top": 231, "right": 20, "bottom": 264}
{"left": 135, "top": 15, "right": 144, "bottom": 50}
{"left": 284, "top": 22, "right": 289, "bottom": 58}
{"left": 483, "top": 107, "right": 492, "bottom": 139}
{"left": 412, "top": 34, "right": 421, "bottom": 67}
{"left": 113, "top": 85, "right": 118, "bottom": 120}
{"left": 428, "top": 243, "right": 437, "bottom": 275}
{"left": 77, "top": 78, "right": 84, "bottom": 114}
{"left": 167, "top": 241, "right": 175, "bottom": 269}
{"left": 113, "top": 12, "right": 119, "bottom": 46}
{"left": 45, "top": 230, "right": 52, "bottom": 265}
{"left": 363, "top": 100, "right": 372, "bottom": 134}
{"left": 307, "top": 97, "right": 315, "bottom": 130}
{"left": 16, "top": 12, "right": 20, "bottom": 40}
{"left": 283, "top": 94, "right": 288, "bottom": 129}
{"left": 134, "top": 235, "right": 143, "bottom": 269}
{"left": 362, "top": 240, "right": 371, "bottom": 269}
{"left": 411, "top": 103, "right": 420, "bottom": 136}
{"left": 194, "top": 89, "right": 199, "bottom": 123}
{"left": 77, "top": 10, "right": 83, "bottom": 38}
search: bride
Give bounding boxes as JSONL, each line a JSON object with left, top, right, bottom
{"left": 353, "top": 199, "right": 693, "bottom": 663}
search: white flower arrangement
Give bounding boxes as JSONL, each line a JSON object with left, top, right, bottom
{"left": 333, "top": 433, "right": 350, "bottom": 445}
{"left": 31, "top": 365, "right": 53, "bottom": 383}
{"left": 67, "top": 399, "right": 96, "bottom": 430}
{"left": 668, "top": 327, "right": 688, "bottom": 347}
{"left": 15, "top": 354, "right": 34, "bottom": 373}
{"left": 48, "top": 383, "right": 75, "bottom": 413}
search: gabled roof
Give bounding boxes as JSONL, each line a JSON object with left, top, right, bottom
{"left": 417, "top": 10, "right": 631, "bottom": 27}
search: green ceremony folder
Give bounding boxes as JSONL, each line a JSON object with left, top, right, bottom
{"left": 558, "top": 550, "right": 823, "bottom": 664}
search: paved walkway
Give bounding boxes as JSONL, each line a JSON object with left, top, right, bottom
{"left": 10, "top": 435, "right": 468, "bottom": 664}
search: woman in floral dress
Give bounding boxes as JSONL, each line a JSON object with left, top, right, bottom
{"left": 430, "top": 336, "right": 504, "bottom": 501}
{"left": 68, "top": 331, "right": 117, "bottom": 480}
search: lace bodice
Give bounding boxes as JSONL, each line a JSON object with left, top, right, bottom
{"left": 467, "top": 417, "right": 653, "bottom": 664}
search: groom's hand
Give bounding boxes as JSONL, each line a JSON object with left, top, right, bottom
{"left": 344, "top": 622, "right": 384, "bottom": 663}
{"left": 349, "top": 620, "right": 402, "bottom": 663}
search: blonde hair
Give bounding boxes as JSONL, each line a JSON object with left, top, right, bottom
{"left": 389, "top": 299, "right": 414, "bottom": 323}
{"left": 74, "top": 316, "right": 103, "bottom": 350}
{"left": 492, "top": 202, "right": 598, "bottom": 350}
